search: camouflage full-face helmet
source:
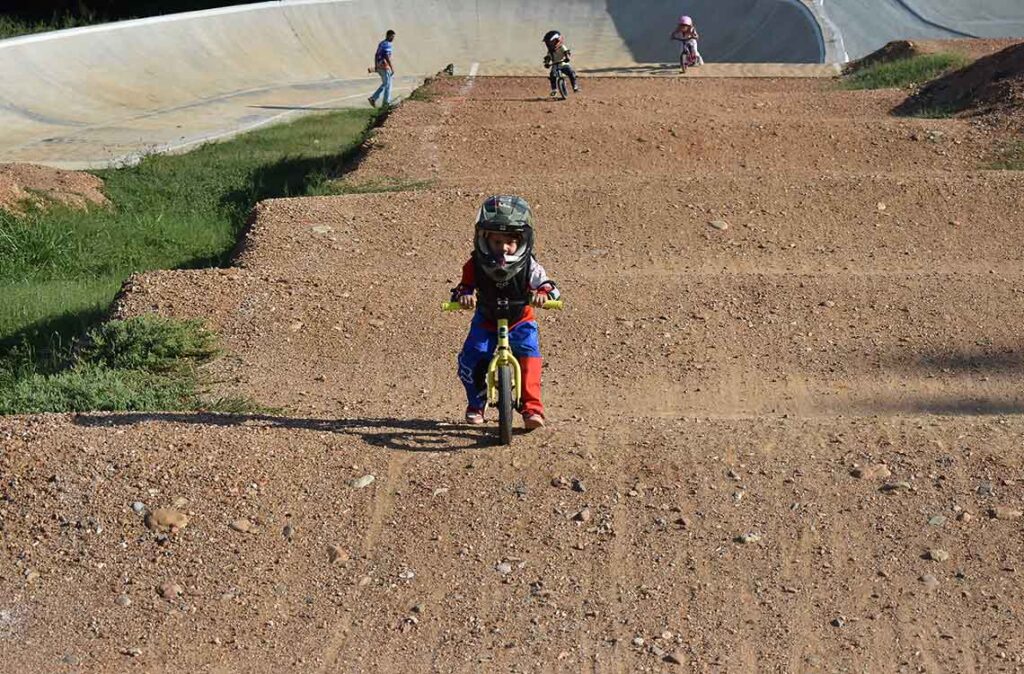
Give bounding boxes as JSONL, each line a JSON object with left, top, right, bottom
{"left": 474, "top": 195, "right": 535, "bottom": 283}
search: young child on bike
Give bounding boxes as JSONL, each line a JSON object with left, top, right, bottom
{"left": 542, "top": 30, "right": 580, "bottom": 95}
{"left": 670, "top": 15, "right": 704, "bottom": 71}
{"left": 450, "top": 195, "right": 560, "bottom": 430}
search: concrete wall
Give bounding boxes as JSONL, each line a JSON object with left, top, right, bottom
{"left": 22, "top": 0, "right": 1024, "bottom": 167}
{"left": 825, "top": 0, "right": 1024, "bottom": 59}
{"left": 0, "top": 0, "right": 835, "bottom": 167}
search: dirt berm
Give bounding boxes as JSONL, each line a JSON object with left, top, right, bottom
{"left": 895, "top": 40, "right": 1024, "bottom": 122}
{"left": 2, "top": 72, "right": 1024, "bottom": 671}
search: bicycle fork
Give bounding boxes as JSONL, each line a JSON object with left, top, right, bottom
{"left": 486, "top": 317, "right": 522, "bottom": 409}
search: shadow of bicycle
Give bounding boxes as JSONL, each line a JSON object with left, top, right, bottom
{"left": 73, "top": 412, "right": 497, "bottom": 452}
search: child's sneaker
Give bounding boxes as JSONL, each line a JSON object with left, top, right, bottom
{"left": 572, "top": 84, "right": 580, "bottom": 92}
{"left": 465, "top": 407, "right": 485, "bottom": 425}
{"left": 367, "top": 96, "right": 377, "bottom": 108}
{"left": 523, "top": 413, "right": 545, "bottom": 430}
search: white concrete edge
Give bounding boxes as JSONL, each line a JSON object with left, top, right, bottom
{"left": 52, "top": 82, "right": 418, "bottom": 171}
{"left": 0, "top": 0, "right": 354, "bottom": 50}
{"left": 816, "top": 0, "right": 851, "bottom": 63}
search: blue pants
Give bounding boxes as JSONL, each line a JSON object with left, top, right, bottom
{"left": 371, "top": 68, "right": 393, "bottom": 105}
{"left": 458, "top": 314, "right": 542, "bottom": 412}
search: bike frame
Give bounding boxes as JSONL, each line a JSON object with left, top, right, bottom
{"left": 487, "top": 317, "right": 521, "bottom": 408}
{"left": 442, "top": 299, "right": 564, "bottom": 409}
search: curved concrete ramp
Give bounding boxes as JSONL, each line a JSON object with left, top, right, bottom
{"left": 607, "top": 0, "right": 826, "bottom": 64}
{"left": 826, "top": 0, "right": 1024, "bottom": 59}
{"left": 0, "top": 0, "right": 834, "bottom": 168}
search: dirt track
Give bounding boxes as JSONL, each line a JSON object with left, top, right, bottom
{"left": 3, "top": 74, "right": 1024, "bottom": 672}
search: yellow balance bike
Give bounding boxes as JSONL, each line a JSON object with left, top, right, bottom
{"left": 442, "top": 297, "right": 563, "bottom": 444}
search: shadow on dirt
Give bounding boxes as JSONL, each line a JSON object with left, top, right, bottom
{"left": 878, "top": 344, "right": 1024, "bottom": 375}
{"left": 847, "top": 396, "right": 1024, "bottom": 416}
{"left": 833, "top": 345, "right": 1024, "bottom": 415}
{"left": 72, "top": 411, "right": 499, "bottom": 451}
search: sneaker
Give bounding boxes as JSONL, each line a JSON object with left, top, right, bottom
{"left": 368, "top": 96, "right": 377, "bottom": 108}
{"left": 572, "top": 84, "right": 580, "bottom": 92}
{"left": 523, "top": 413, "right": 545, "bottom": 430}
{"left": 549, "top": 90, "right": 558, "bottom": 97}
{"left": 465, "top": 407, "right": 485, "bottom": 425}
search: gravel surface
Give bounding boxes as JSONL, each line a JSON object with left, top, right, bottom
{"left": 3, "top": 70, "right": 1024, "bottom": 671}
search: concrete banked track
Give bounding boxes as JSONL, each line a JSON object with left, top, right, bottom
{"left": 0, "top": 0, "right": 843, "bottom": 168}
{"left": 3, "top": 0, "right": 1024, "bottom": 168}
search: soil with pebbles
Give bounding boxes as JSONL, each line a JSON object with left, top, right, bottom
{"left": 894, "top": 41, "right": 1024, "bottom": 128}
{"left": 0, "top": 163, "right": 108, "bottom": 215}
{"left": 3, "top": 68, "right": 1024, "bottom": 671}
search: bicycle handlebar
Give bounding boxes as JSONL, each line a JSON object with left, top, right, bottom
{"left": 441, "top": 300, "right": 564, "bottom": 312}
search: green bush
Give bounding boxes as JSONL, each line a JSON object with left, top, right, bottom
{"left": 0, "top": 364, "right": 198, "bottom": 415}
{"left": 842, "top": 53, "right": 971, "bottom": 90}
{"left": 0, "top": 315, "right": 255, "bottom": 415}
{"left": 79, "top": 314, "right": 218, "bottom": 373}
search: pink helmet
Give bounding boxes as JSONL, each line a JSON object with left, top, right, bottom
{"left": 679, "top": 15, "right": 693, "bottom": 26}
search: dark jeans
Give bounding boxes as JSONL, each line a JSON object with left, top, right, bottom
{"left": 549, "top": 63, "right": 577, "bottom": 90}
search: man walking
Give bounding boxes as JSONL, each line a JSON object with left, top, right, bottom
{"left": 368, "top": 30, "right": 396, "bottom": 108}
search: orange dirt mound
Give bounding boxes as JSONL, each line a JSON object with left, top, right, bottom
{"left": 846, "top": 38, "right": 1022, "bottom": 75}
{"left": 0, "top": 163, "right": 109, "bottom": 215}
{"left": 895, "top": 41, "right": 1024, "bottom": 122}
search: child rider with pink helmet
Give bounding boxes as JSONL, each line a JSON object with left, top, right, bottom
{"left": 670, "top": 15, "right": 704, "bottom": 71}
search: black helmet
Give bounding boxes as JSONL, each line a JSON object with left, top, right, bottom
{"left": 543, "top": 30, "right": 562, "bottom": 46}
{"left": 474, "top": 195, "right": 535, "bottom": 284}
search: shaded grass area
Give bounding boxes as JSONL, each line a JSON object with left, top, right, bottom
{"left": 0, "top": 13, "right": 99, "bottom": 40}
{"left": 0, "top": 315, "right": 258, "bottom": 415}
{"left": 990, "top": 141, "right": 1024, "bottom": 170}
{"left": 842, "top": 53, "right": 971, "bottom": 91}
{"left": 1, "top": 2, "right": 253, "bottom": 39}
{"left": 1, "top": 107, "right": 384, "bottom": 413}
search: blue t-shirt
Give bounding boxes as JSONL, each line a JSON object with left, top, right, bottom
{"left": 375, "top": 39, "right": 393, "bottom": 67}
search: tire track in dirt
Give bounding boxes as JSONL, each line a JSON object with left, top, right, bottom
{"left": 317, "top": 450, "right": 412, "bottom": 671}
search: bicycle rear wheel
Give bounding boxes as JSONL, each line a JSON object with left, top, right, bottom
{"left": 557, "top": 75, "right": 569, "bottom": 100}
{"left": 497, "top": 365, "right": 514, "bottom": 445}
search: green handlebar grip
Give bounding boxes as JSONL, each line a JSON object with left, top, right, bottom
{"left": 442, "top": 300, "right": 564, "bottom": 311}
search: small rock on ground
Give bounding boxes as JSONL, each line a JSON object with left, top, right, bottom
{"left": 350, "top": 475, "right": 376, "bottom": 489}
{"left": 144, "top": 508, "right": 189, "bottom": 532}
{"left": 991, "top": 506, "right": 1023, "bottom": 521}
{"left": 328, "top": 545, "right": 350, "bottom": 564}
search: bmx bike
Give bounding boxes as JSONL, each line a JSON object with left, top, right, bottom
{"left": 442, "top": 298, "right": 564, "bottom": 444}
{"left": 673, "top": 38, "right": 703, "bottom": 73}
{"left": 548, "top": 63, "right": 571, "bottom": 100}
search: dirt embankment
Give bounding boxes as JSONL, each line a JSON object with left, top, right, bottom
{"left": 846, "top": 38, "right": 1023, "bottom": 75}
{"left": 0, "top": 163, "right": 108, "bottom": 215}
{"left": 895, "top": 41, "right": 1024, "bottom": 125}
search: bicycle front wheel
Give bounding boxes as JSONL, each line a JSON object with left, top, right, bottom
{"left": 557, "top": 75, "right": 569, "bottom": 100}
{"left": 497, "top": 365, "right": 514, "bottom": 445}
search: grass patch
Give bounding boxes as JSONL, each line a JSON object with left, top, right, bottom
{"left": 1, "top": 108, "right": 380, "bottom": 355}
{"left": 1, "top": 106, "right": 389, "bottom": 413}
{"left": 0, "top": 13, "right": 99, "bottom": 40}
{"left": 0, "top": 315, "right": 260, "bottom": 415}
{"left": 407, "top": 87, "right": 442, "bottom": 103}
{"left": 989, "top": 141, "right": 1024, "bottom": 170}
{"left": 332, "top": 177, "right": 436, "bottom": 195}
{"left": 842, "top": 53, "right": 971, "bottom": 90}
{"left": 910, "top": 105, "right": 958, "bottom": 119}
